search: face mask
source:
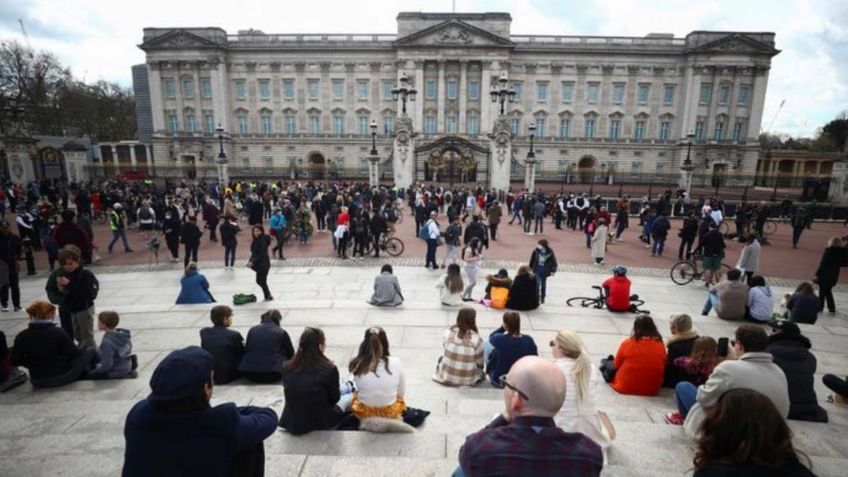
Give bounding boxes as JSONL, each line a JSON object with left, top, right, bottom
{"left": 537, "top": 245, "right": 544, "bottom": 251}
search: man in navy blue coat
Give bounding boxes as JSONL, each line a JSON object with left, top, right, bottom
{"left": 122, "top": 346, "right": 278, "bottom": 477}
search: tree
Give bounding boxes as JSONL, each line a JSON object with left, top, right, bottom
{"left": 821, "top": 111, "right": 848, "bottom": 152}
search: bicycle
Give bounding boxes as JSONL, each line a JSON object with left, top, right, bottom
{"left": 92, "top": 210, "right": 107, "bottom": 225}
{"left": 566, "top": 286, "right": 649, "bottom": 314}
{"left": 670, "top": 254, "right": 732, "bottom": 286}
{"left": 345, "top": 234, "right": 405, "bottom": 257}
{"left": 719, "top": 219, "right": 777, "bottom": 236}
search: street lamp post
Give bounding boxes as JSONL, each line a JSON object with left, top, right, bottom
{"left": 391, "top": 72, "right": 417, "bottom": 116}
{"left": 525, "top": 122, "right": 537, "bottom": 193}
{"left": 215, "top": 125, "right": 229, "bottom": 186}
{"left": 680, "top": 130, "right": 696, "bottom": 196}
{"left": 368, "top": 119, "right": 379, "bottom": 187}
{"left": 490, "top": 72, "right": 516, "bottom": 116}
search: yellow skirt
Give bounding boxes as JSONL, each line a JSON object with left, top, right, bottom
{"left": 351, "top": 395, "right": 406, "bottom": 420}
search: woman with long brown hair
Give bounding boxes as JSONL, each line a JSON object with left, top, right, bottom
{"left": 348, "top": 327, "right": 406, "bottom": 420}
{"left": 279, "top": 327, "right": 350, "bottom": 435}
{"left": 485, "top": 311, "right": 538, "bottom": 387}
{"left": 693, "top": 388, "right": 814, "bottom": 476}
{"left": 506, "top": 265, "right": 539, "bottom": 311}
{"left": 433, "top": 307, "right": 484, "bottom": 386}
{"left": 436, "top": 263, "right": 465, "bottom": 306}
{"left": 608, "top": 315, "right": 667, "bottom": 396}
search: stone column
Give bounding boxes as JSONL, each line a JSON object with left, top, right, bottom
{"left": 213, "top": 62, "right": 230, "bottom": 131}
{"left": 437, "top": 60, "right": 446, "bottom": 133}
{"left": 148, "top": 64, "right": 165, "bottom": 132}
{"left": 414, "top": 61, "right": 425, "bottom": 131}
{"left": 748, "top": 67, "right": 769, "bottom": 141}
{"left": 489, "top": 116, "right": 512, "bottom": 192}
{"left": 680, "top": 65, "right": 700, "bottom": 138}
{"left": 146, "top": 145, "right": 154, "bottom": 176}
{"left": 480, "top": 62, "right": 492, "bottom": 136}
{"left": 129, "top": 145, "right": 137, "bottom": 170}
{"left": 706, "top": 66, "right": 721, "bottom": 138}
{"left": 458, "top": 61, "right": 468, "bottom": 134}
{"left": 392, "top": 116, "right": 416, "bottom": 189}
{"left": 111, "top": 145, "right": 121, "bottom": 174}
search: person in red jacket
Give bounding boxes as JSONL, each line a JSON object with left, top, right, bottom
{"left": 602, "top": 266, "right": 632, "bottom": 312}
{"left": 609, "top": 315, "right": 667, "bottom": 396}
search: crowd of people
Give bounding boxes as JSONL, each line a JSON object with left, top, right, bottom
{"left": 0, "top": 178, "right": 845, "bottom": 477}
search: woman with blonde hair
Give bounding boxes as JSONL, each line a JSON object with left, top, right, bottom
{"left": 349, "top": 327, "right": 406, "bottom": 420}
{"left": 436, "top": 263, "right": 464, "bottom": 306}
{"left": 433, "top": 307, "right": 484, "bottom": 386}
{"left": 12, "top": 301, "right": 95, "bottom": 388}
{"left": 551, "top": 329, "right": 614, "bottom": 460}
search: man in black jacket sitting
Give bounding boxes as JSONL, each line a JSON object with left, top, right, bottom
{"left": 200, "top": 305, "right": 245, "bottom": 385}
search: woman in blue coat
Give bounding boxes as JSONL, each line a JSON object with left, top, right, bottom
{"left": 175, "top": 262, "right": 214, "bottom": 304}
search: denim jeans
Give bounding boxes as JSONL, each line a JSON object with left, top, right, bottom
{"left": 338, "top": 381, "right": 355, "bottom": 412}
{"left": 483, "top": 339, "right": 494, "bottom": 368}
{"left": 425, "top": 238, "right": 438, "bottom": 268}
{"left": 108, "top": 229, "right": 130, "bottom": 251}
{"left": 702, "top": 291, "right": 718, "bottom": 314}
{"left": 534, "top": 267, "right": 547, "bottom": 300}
{"left": 651, "top": 238, "right": 665, "bottom": 255}
{"left": 675, "top": 381, "right": 698, "bottom": 417}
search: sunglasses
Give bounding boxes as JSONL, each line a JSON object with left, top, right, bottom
{"left": 499, "top": 375, "right": 530, "bottom": 402}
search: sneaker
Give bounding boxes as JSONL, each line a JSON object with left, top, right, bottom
{"left": 13, "top": 307, "right": 21, "bottom": 312}
{"left": 263, "top": 296, "right": 274, "bottom": 302}
{"left": 125, "top": 249, "right": 134, "bottom": 253}
{"left": 664, "top": 411, "right": 684, "bottom": 425}
{"left": 0, "top": 306, "right": 8, "bottom": 312}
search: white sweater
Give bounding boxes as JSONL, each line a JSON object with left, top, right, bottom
{"left": 354, "top": 356, "right": 405, "bottom": 407}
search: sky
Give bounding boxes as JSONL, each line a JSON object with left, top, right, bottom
{"left": 1, "top": 0, "right": 846, "bottom": 138}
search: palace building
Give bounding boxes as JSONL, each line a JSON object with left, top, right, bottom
{"left": 137, "top": 11, "right": 779, "bottom": 190}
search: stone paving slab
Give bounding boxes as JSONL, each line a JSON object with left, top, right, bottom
{"left": 1, "top": 265, "right": 846, "bottom": 477}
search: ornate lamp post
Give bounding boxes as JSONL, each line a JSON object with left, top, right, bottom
{"left": 490, "top": 72, "right": 516, "bottom": 116}
{"left": 215, "top": 124, "right": 229, "bottom": 186}
{"left": 680, "top": 130, "right": 696, "bottom": 196}
{"left": 391, "top": 72, "right": 417, "bottom": 116}
{"left": 368, "top": 119, "right": 379, "bottom": 187}
{"left": 524, "top": 122, "right": 537, "bottom": 193}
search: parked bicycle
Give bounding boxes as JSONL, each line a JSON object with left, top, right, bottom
{"left": 345, "top": 233, "right": 405, "bottom": 257}
{"left": 670, "top": 254, "right": 732, "bottom": 286}
{"left": 566, "top": 285, "right": 649, "bottom": 314}
{"left": 719, "top": 219, "right": 777, "bottom": 236}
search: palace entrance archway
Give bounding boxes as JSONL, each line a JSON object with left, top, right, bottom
{"left": 577, "top": 155, "right": 596, "bottom": 184}
{"left": 308, "top": 152, "right": 326, "bottom": 180}
{"left": 415, "top": 136, "right": 489, "bottom": 187}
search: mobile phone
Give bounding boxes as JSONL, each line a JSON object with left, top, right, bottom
{"left": 717, "top": 337, "right": 729, "bottom": 357}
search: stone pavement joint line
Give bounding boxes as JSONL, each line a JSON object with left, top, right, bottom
{"left": 1, "top": 266, "right": 847, "bottom": 477}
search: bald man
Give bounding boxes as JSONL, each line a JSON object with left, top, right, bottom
{"left": 454, "top": 356, "right": 603, "bottom": 477}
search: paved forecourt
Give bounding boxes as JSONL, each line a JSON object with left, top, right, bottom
{"left": 1, "top": 263, "right": 847, "bottom": 477}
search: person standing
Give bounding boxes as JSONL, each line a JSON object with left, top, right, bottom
{"left": 369, "top": 209, "right": 387, "bottom": 258}
{"left": 522, "top": 195, "right": 533, "bottom": 234}
{"left": 56, "top": 247, "right": 99, "bottom": 350}
{"left": 219, "top": 216, "right": 241, "bottom": 269}
{"left": 441, "top": 216, "right": 462, "bottom": 268}
{"left": 269, "top": 208, "right": 287, "bottom": 260}
{"left": 137, "top": 201, "right": 156, "bottom": 241}
{"left": 350, "top": 210, "right": 368, "bottom": 260}
{"left": 814, "top": 237, "right": 848, "bottom": 313}
{"left": 509, "top": 194, "right": 524, "bottom": 225}
{"left": 461, "top": 238, "right": 482, "bottom": 302}
{"left": 53, "top": 210, "right": 92, "bottom": 265}
{"left": 651, "top": 213, "right": 671, "bottom": 257}
{"left": 107, "top": 203, "right": 133, "bottom": 253}
{"left": 678, "top": 210, "right": 699, "bottom": 260}
{"left": 736, "top": 235, "right": 761, "bottom": 283}
{"left": 697, "top": 223, "right": 726, "bottom": 286}
{"left": 591, "top": 218, "right": 608, "bottom": 266}
{"left": 0, "top": 221, "right": 21, "bottom": 312}
{"left": 180, "top": 216, "right": 202, "bottom": 269}
{"left": 424, "top": 211, "right": 440, "bottom": 270}
{"left": 487, "top": 201, "right": 502, "bottom": 241}
{"left": 791, "top": 207, "right": 806, "bottom": 249}
{"left": 529, "top": 239, "right": 558, "bottom": 304}
{"left": 335, "top": 206, "right": 350, "bottom": 259}
{"left": 161, "top": 208, "right": 181, "bottom": 263}
{"left": 533, "top": 196, "right": 546, "bottom": 235}
{"left": 614, "top": 202, "right": 628, "bottom": 242}
{"left": 249, "top": 225, "right": 273, "bottom": 301}
{"left": 202, "top": 200, "right": 220, "bottom": 243}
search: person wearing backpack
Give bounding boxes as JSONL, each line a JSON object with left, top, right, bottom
{"left": 441, "top": 216, "right": 462, "bottom": 269}
{"left": 137, "top": 201, "right": 156, "bottom": 240}
{"left": 651, "top": 213, "right": 671, "bottom": 257}
{"left": 422, "top": 211, "right": 440, "bottom": 270}
{"left": 529, "top": 239, "right": 558, "bottom": 304}
{"left": 383, "top": 201, "right": 398, "bottom": 236}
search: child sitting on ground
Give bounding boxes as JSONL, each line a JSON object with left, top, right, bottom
{"left": 88, "top": 311, "right": 137, "bottom": 379}
{"left": 672, "top": 336, "right": 719, "bottom": 386}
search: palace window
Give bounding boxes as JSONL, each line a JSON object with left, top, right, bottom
{"left": 358, "top": 80, "right": 369, "bottom": 100}
{"left": 634, "top": 120, "right": 645, "bottom": 140}
{"left": 561, "top": 82, "right": 574, "bottom": 103}
{"left": 167, "top": 112, "right": 178, "bottom": 132}
{"left": 637, "top": 84, "right": 650, "bottom": 105}
{"left": 237, "top": 114, "right": 248, "bottom": 134}
{"left": 659, "top": 120, "right": 670, "bottom": 140}
{"left": 510, "top": 118, "right": 520, "bottom": 135}
{"left": 587, "top": 83, "right": 599, "bottom": 103}
{"left": 535, "top": 118, "right": 546, "bottom": 138}
{"left": 585, "top": 119, "right": 595, "bottom": 138}
{"left": 559, "top": 119, "right": 571, "bottom": 138}
{"left": 425, "top": 80, "right": 437, "bottom": 99}
{"left": 383, "top": 81, "right": 393, "bottom": 100}
{"left": 699, "top": 84, "right": 711, "bottom": 105}
{"left": 612, "top": 84, "right": 624, "bottom": 104}
{"left": 718, "top": 85, "right": 730, "bottom": 106}
{"left": 204, "top": 113, "right": 215, "bottom": 134}
{"left": 185, "top": 113, "right": 196, "bottom": 133}
{"left": 307, "top": 80, "right": 320, "bottom": 99}
{"left": 285, "top": 115, "right": 296, "bottom": 134}
{"left": 383, "top": 115, "right": 394, "bottom": 135}
{"left": 737, "top": 85, "right": 750, "bottom": 106}
{"left": 308, "top": 115, "right": 320, "bottom": 134}
{"left": 609, "top": 119, "right": 621, "bottom": 139}
{"left": 261, "top": 113, "right": 272, "bottom": 134}
{"left": 164, "top": 79, "right": 175, "bottom": 99}
{"left": 424, "top": 116, "right": 436, "bottom": 134}
{"left": 446, "top": 115, "right": 457, "bottom": 134}
{"left": 714, "top": 120, "right": 725, "bottom": 141}
{"left": 201, "top": 78, "right": 212, "bottom": 99}
{"left": 447, "top": 79, "right": 457, "bottom": 99}
{"left": 512, "top": 82, "right": 523, "bottom": 100}
{"left": 333, "top": 115, "right": 344, "bottom": 135}
{"left": 467, "top": 115, "right": 479, "bottom": 135}
{"left": 182, "top": 79, "right": 194, "bottom": 98}
{"left": 695, "top": 120, "right": 705, "bottom": 140}
{"left": 536, "top": 82, "right": 548, "bottom": 101}
{"left": 733, "top": 121, "right": 744, "bottom": 141}
{"left": 663, "top": 85, "right": 675, "bottom": 106}
{"left": 358, "top": 115, "right": 369, "bottom": 135}
{"left": 234, "top": 80, "right": 246, "bottom": 100}
{"left": 259, "top": 80, "right": 270, "bottom": 100}
{"left": 468, "top": 81, "right": 480, "bottom": 100}
{"left": 332, "top": 80, "right": 344, "bottom": 99}
{"left": 283, "top": 80, "right": 295, "bottom": 100}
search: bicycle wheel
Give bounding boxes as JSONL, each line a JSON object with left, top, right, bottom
{"left": 384, "top": 237, "right": 404, "bottom": 256}
{"left": 670, "top": 261, "right": 697, "bottom": 285}
{"left": 764, "top": 220, "right": 777, "bottom": 235}
{"left": 566, "top": 297, "right": 600, "bottom": 308}
{"left": 93, "top": 213, "right": 106, "bottom": 225}
{"left": 719, "top": 221, "right": 731, "bottom": 235}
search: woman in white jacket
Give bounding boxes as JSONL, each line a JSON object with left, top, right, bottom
{"left": 736, "top": 234, "right": 761, "bottom": 283}
{"left": 551, "top": 329, "right": 614, "bottom": 462}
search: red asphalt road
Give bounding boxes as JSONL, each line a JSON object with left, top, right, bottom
{"left": 18, "top": 208, "right": 846, "bottom": 282}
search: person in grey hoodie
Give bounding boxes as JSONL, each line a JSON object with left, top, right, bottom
{"left": 368, "top": 265, "right": 404, "bottom": 307}
{"left": 88, "top": 311, "right": 136, "bottom": 379}
{"left": 746, "top": 275, "right": 774, "bottom": 322}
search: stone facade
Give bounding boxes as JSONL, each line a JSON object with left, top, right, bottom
{"left": 138, "top": 12, "right": 779, "bottom": 189}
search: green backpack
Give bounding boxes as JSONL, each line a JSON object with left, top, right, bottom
{"left": 233, "top": 293, "right": 258, "bottom": 306}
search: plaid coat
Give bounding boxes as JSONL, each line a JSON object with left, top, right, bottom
{"left": 432, "top": 328, "right": 484, "bottom": 386}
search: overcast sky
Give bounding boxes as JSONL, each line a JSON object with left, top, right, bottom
{"left": 1, "top": 0, "right": 845, "bottom": 137}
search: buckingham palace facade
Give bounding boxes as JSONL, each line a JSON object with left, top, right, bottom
{"left": 138, "top": 11, "right": 779, "bottom": 190}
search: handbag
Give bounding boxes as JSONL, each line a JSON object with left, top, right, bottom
{"left": 246, "top": 260, "right": 255, "bottom": 270}
{"left": 599, "top": 355, "right": 617, "bottom": 383}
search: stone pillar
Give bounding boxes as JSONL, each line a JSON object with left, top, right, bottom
{"left": 524, "top": 160, "right": 536, "bottom": 193}
{"left": 458, "top": 61, "right": 468, "bottom": 134}
{"left": 213, "top": 62, "right": 230, "bottom": 131}
{"left": 148, "top": 64, "right": 165, "bottom": 132}
{"left": 706, "top": 66, "right": 721, "bottom": 138}
{"left": 111, "top": 145, "right": 121, "bottom": 174}
{"left": 480, "top": 62, "right": 492, "bottom": 136}
{"left": 829, "top": 160, "right": 848, "bottom": 203}
{"left": 437, "top": 61, "right": 446, "bottom": 133}
{"left": 414, "top": 61, "right": 425, "bottom": 132}
{"left": 146, "top": 145, "right": 154, "bottom": 175}
{"left": 392, "top": 116, "right": 416, "bottom": 188}
{"left": 129, "top": 145, "right": 137, "bottom": 170}
{"left": 748, "top": 67, "right": 769, "bottom": 141}
{"left": 680, "top": 65, "right": 700, "bottom": 138}
{"left": 488, "top": 116, "right": 512, "bottom": 192}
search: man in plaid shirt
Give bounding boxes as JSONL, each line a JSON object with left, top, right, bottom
{"left": 454, "top": 356, "right": 603, "bottom": 477}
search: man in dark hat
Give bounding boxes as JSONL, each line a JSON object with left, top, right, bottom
{"left": 767, "top": 321, "right": 828, "bottom": 422}
{"left": 122, "top": 346, "right": 278, "bottom": 477}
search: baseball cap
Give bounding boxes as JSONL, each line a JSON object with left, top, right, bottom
{"left": 149, "top": 346, "right": 214, "bottom": 400}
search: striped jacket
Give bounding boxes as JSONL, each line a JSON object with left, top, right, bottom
{"left": 432, "top": 328, "right": 484, "bottom": 386}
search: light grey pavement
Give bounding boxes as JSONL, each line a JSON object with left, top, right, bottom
{"left": 1, "top": 264, "right": 847, "bottom": 476}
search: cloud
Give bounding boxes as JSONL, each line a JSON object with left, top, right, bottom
{"left": 1, "top": 0, "right": 844, "bottom": 137}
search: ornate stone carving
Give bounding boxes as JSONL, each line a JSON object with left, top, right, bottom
{"left": 270, "top": 61, "right": 282, "bottom": 72}
{"left": 344, "top": 62, "right": 357, "bottom": 72}
{"left": 293, "top": 62, "right": 306, "bottom": 72}
{"left": 245, "top": 61, "right": 257, "bottom": 71}
{"left": 319, "top": 61, "right": 332, "bottom": 72}
{"left": 436, "top": 28, "right": 472, "bottom": 45}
